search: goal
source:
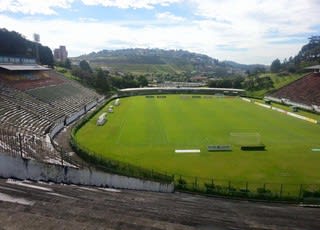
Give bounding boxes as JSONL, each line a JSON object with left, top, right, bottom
{"left": 230, "top": 132, "right": 261, "bottom": 146}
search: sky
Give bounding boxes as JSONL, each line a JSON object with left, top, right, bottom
{"left": 0, "top": 0, "right": 319, "bottom": 65}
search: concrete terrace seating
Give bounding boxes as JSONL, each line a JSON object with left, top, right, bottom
{"left": 0, "top": 95, "right": 52, "bottom": 134}
{"left": 0, "top": 69, "right": 101, "bottom": 163}
{"left": 0, "top": 70, "right": 100, "bottom": 133}
{"left": 26, "top": 82, "right": 100, "bottom": 115}
{"left": 270, "top": 73, "right": 320, "bottom": 106}
{"left": 0, "top": 126, "right": 60, "bottom": 161}
{"left": 0, "top": 83, "right": 64, "bottom": 122}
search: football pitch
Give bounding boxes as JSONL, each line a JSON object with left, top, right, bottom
{"left": 75, "top": 95, "right": 320, "bottom": 185}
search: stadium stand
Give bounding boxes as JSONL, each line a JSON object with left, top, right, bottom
{"left": 27, "top": 82, "right": 98, "bottom": 114}
{"left": 0, "top": 64, "right": 102, "bottom": 163}
{"left": 0, "top": 83, "right": 64, "bottom": 122}
{"left": 0, "top": 124, "right": 56, "bottom": 161}
{"left": 266, "top": 72, "right": 320, "bottom": 112}
{"left": 118, "top": 87, "right": 244, "bottom": 97}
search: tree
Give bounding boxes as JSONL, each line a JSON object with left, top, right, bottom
{"left": 64, "top": 58, "right": 71, "bottom": 69}
{"left": 270, "top": 59, "right": 281, "bottom": 73}
{"left": 0, "top": 28, "right": 54, "bottom": 66}
{"left": 0, "top": 28, "right": 32, "bottom": 56}
{"left": 95, "top": 68, "right": 110, "bottom": 93}
{"left": 256, "top": 76, "right": 274, "bottom": 90}
{"left": 39, "top": 45, "right": 54, "bottom": 67}
{"left": 137, "top": 75, "right": 148, "bottom": 87}
{"left": 71, "top": 66, "right": 94, "bottom": 86}
{"left": 79, "top": 60, "right": 92, "bottom": 73}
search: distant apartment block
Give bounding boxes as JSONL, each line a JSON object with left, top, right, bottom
{"left": 54, "top": 46, "right": 68, "bottom": 62}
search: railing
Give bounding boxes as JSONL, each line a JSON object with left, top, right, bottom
{"left": 174, "top": 175, "right": 320, "bottom": 203}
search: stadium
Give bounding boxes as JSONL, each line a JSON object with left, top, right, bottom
{"left": 1, "top": 53, "right": 320, "bottom": 228}
{"left": 74, "top": 84, "right": 320, "bottom": 198}
{"left": 1, "top": 55, "right": 320, "bottom": 194}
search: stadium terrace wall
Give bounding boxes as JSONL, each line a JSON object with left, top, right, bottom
{"left": 49, "top": 99, "right": 102, "bottom": 139}
{"left": 66, "top": 108, "right": 86, "bottom": 125}
{"left": 0, "top": 154, "right": 174, "bottom": 192}
{"left": 86, "top": 101, "right": 98, "bottom": 112}
{"left": 118, "top": 87, "right": 245, "bottom": 97}
{"left": 49, "top": 121, "right": 65, "bottom": 139}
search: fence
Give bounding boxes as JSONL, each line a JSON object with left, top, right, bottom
{"left": 174, "top": 175, "right": 320, "bottom": 203}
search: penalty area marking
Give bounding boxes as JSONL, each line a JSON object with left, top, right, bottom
{"left": 175, "top": 149, "right": 201, "bottom": 153}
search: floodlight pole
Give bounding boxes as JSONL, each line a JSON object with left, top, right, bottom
{"left": 33, "top": 33, "right": 40, "bottom": 64}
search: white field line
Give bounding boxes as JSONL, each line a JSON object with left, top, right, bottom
{"left": 253, "top": 102, "right": 318, "bottom": 124}
{"left": 0, "top": 192, "right": 34, "bottom": 206}
{"left": 156, "top": 115, "right": 169, "bottom": 145}
{"left": 287, "top": 112, "right": 318, "bottom": 124}
{"left": 272, "top": 107, "right": 286, "bottom": 113}
{"left": 175, "top": 149, "right": 201, "bottom": 153}
{"left": 116, "top": 100, "right": 131, "bottom": 144}
{"left": 116, "top": 116, "right": 127, "bottom": 145}
{"left": 241, "top": 97, "right": 252, "bottom": 102}
{"left": 254, "top": 101, "right": 271, "bottom": 109}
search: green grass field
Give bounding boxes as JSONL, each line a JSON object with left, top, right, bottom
{"left": 76, "top": 95, "right": 320, "bottom": 187}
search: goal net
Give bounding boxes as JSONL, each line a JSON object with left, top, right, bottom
{"left": 230, "top": 132, "right": 261, "bottom": 146}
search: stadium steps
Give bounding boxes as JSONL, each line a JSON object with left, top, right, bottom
{"left": 270, "top": 73, "right": 320, "bottom": 106}
{"left": 0, "top": 83, "right": 64, "bottom": 121}
{"left": 0, "top": 69, "right": 101, "bottom": 162}
{"left": 26, "top": 82, "right": 100, "bottom": 115}
{"left": 0, "top": 96, "right": 52, "bottom": 135}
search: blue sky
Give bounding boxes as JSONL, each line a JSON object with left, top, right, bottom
{"left": 0, "top": 0, "right": 319, "bottom": 64}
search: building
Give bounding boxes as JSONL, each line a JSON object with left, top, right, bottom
{"left": 54, "top": 46, "right": 68, "bottom": 62}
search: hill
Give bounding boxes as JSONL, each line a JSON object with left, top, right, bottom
{"left": 73, "top": 48, "right": 264, "bottom": 77}
{"left": 222, "top": 60, "right": 268, "bottom": 73}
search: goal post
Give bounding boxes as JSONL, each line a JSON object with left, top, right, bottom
{"left": 230, "top": 132, "right": 262, "bottom": 146}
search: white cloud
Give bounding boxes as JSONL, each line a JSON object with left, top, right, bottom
{"left": 186, "top": 0, "right": 319, "bottom": 63}
{"left": 80, "top": 0, "right": 182, "bottom": 9}
{"left": 0, "top": 0, "right": 74, "bottom": 15}
{"left": 0, "top": 0, "right": 184, "bottom": 14}
{"left": 190, "top": 0, "right": 319, "bottom": 37}
{"left": 0, "top": 0, "right": 319, "bottom": 64}
{"left": 0, "top": 13, "right": 312, "bottom": 64}
{"left": 156, "top": 12, "right": 185, "bottom": 22}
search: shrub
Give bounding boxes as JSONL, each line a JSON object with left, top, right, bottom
{"left": 303, "top": 190, "right": 320, "bottom": 198}
{"left": 176, "top": 178, "right": 187, "bottom": 189}
{"left": 257, "top": 187, "right": 271, "bottom": 194}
